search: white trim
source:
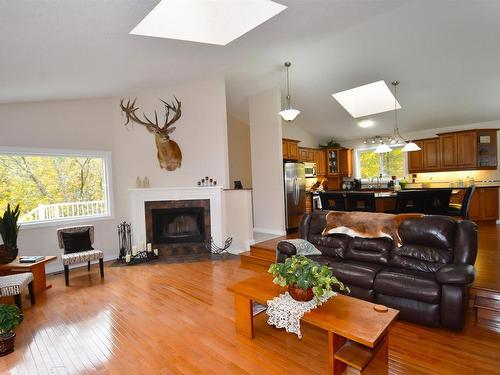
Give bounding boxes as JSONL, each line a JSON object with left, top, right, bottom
{"left": 253, "top": 227, "right": 287, "bottom": 236}
{"left": 496, "top": 219, "right": 500, "bottom": 225}
{"left": 0, "top": 146, "right": 114, "bottom": 228}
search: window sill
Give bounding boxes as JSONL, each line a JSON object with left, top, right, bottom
{"left": 19, "top": 214, "right": 115, "bottom": 230}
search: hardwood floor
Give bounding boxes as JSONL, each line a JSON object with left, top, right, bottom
{"left": 2, "top": 257, "right": 500, "bottom": 374}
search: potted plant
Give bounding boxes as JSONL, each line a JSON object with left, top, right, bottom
{"left": 0, "top": 304, "right": 22, "bottom": 356}
{"left": 0, "top": 204, "right": 21, "bottom": 264}
{"left": 268, "top": 255, "right": 349, "bottom": 304}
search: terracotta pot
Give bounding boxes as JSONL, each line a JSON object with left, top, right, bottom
{"left": 288, "top": 285, "right": 314, "bottom": 302}
{"left": 0, "top": 332, "right": 15, "bottom": 357}
{"left": 0, "top": 244, "right": 18, "bottom": 264}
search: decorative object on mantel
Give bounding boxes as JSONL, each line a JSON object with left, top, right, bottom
{"left": 0, "top": 204, "right": 21, "bottom": 264}
{"left": 135, "top": 176, "right": 142, "bottom": 188}
{"left": 205, "top": 236, "right": 232, "bottom": 254}
{"left": 117, "top": 221, "right": 132, "bottom": 261}
{"left": 268, "top": 256, "right": 349, "bottom": 304}
{"left": 0, "top": 303, "right": 22, "bottom": 356}
{"left": 143, "top": 176, "right": 150, "bottom": 188}
{"left": 197, "top": 176, "right": 217, "bottom": 187}
{"left": 120, "top": 97, "right": 183, "bottom": 171}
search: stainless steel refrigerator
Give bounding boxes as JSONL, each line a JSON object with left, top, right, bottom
{"left": 284, "top": 161, "right": 306, "bottom": 231}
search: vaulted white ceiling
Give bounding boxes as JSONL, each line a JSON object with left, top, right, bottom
{"left": 1, "top": 1, "right": 500, "bottom": 141}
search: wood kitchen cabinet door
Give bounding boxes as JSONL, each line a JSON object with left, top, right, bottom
{"left": 456, "top": 131, "right": 477, "bottom": 168}
{"left": 408, "top": 140, "right": 424, "bottom": 173}
{"left": 339, "top": 149, "right": 353, "bottom": 177}
{"left": 423, "top": 138, "right": 440, "bottom": 170}
{"left": 440, "top": 134, "right": 458, "bottom": 169}
{"left": 469, "top": 187, "right": 499, "bottom": 221}
{"left": 315, "top": 150, "right": 327, "bottom": 176}
{"left": 288, "top": 142, "right": 299, "bottom": 160}
{"left": 299, "top": 148, "right": 308, "bottom": 162}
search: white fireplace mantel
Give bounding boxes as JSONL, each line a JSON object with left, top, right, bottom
{"left": 128, "top": 187, "right": 224, "bottom": 247}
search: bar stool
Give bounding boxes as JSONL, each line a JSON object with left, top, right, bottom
{"left": 346, "top": 192, "right": 376, "bottom": 212}
{"left": 318, "top": 192, "right": 346, "bottom": 211}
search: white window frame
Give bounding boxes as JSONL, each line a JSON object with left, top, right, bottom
{"left": 0, "top": 146, "right": 114, "bottom": 229}
{"left": 355, "top": 144, "right": 408, "bottom": 182}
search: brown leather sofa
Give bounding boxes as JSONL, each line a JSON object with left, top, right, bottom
{"left": 276, "top": 211, "right": 477, "bottom": 330}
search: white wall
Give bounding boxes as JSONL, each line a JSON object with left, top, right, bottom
{"left": 0, "top": 78, "right": 230, "bottom": 272}
{"left": 249, "top": 88, "right": 286, "bottom": 235}
{"left": 282, "top": 122, "right": 325, "bottom": 148}
{"left": 227, "top": 114, "right": 252, "bottom": 188}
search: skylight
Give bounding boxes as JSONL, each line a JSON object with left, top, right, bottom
{"left": 130, "top": 0, "right": 287, "bottom": 46}
{"left": 332, "top": 81, "right": 401, "bottom": 118}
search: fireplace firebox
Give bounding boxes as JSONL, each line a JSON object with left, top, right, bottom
{"left": 145, "top": 199, "right": 211, "bottom": 256}
{"left": 152, "top": 207, "right": 205, "bottom": 244}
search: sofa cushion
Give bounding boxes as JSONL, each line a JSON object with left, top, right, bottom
{"left": 345, "top": 237, "right": 392, "bottom": 265}
{"left": 308, "top": 233, "right": 349, "bottom": 259}
{"left": 374, "top": 268, "right": 441, "bottom": 304}
{"left": 329, "top": 260, "right": 384, "bottom": 289}
{"left": 391, "top": 216, "right": 456, "bottom": 272}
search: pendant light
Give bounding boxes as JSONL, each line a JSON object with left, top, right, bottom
{"left": 279, "top": 62, "right": 300, "bottom": 122}
{"left": 374, "top": 137, "right": 392, "bottom": 153}
{"left": 390, "top": 81, "right": 421, "bottom": 152}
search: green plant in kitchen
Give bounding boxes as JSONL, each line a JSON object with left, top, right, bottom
{"left": 268, "top": 255, "right": 349, "bottom": 304}
{"left": 0, "top": 204, "right": 21, "bottom": 249}
{"left": 0, "top": 304, "right": 22, "bottom": 356}
{"left": 399, "top": 178, "right": 407, "bottom": 189}
{"left": 319, "top": 138, "right": 341, "bottom": 148}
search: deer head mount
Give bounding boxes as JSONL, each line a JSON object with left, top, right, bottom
{"left": 120, "top": 97, "right": 182, "bottom": 171}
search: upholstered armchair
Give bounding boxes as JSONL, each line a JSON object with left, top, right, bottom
{"left": 57, "top": 225, "right": 104, "bottom": 286}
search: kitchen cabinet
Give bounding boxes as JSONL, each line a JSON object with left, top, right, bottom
{"left": 315, "top": 149, "right": 327, "bottom": 176}
{"left": 469, "top": 187, "right": 499, "bottom": 222}
{"left": 456, "top": 131, "right": 477, "bottom": 168}
{"left": 339, "top": 148, "right": 353, "bottom": 177}
{"left": 282, "top": 139, "right": 300, "bottom": 160}
{"left": 409, "top": 129, "right": 497, "bottom": 173}
{"left": 298, "top": 147, "right": 316, "bottom": 163}
{"left": 408, "top": 140, "right": 424, "bottom": 173}
{"left": 326, "top": 148, "right": 340, "bottom": 175}
{"left": 440, "top": 133, "right": 458, "bottom": 169}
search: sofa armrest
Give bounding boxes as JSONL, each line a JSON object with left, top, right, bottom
{"left": 436, "top": 264, "right": 475, "bottom": 285}
{"left": 276, "top": 241, "right": 297, "bottom": 256}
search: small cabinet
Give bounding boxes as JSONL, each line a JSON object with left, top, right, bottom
{"left": 282, "top": 139, "right": 300, "bottom": 160}
{"left": 469, "top": 187, "right": 499, "bottom": 221}
{"left": 298, "top": 147, "right": 316, "bottom": 162}
{"left": 326, "top": 148, "right": 340, "bottom": 175}
{"left": 456, "top": 131, "right": 477, "bottom": 168}
{"left": 408, "top": 140, "right": 424, "bottom": 173}
{"left": 423, "top": 138, "right": 440, "bottom": 171}
{"left": 315, "top": 149, "right": 327, "bottom": 176}
{"left": 339, "top": 148, "right": 353, "bottom": 177}
{"left": 440, "top": 133, "right": 458, "bottom": 169}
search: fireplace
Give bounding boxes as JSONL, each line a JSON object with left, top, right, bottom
{"left": 145, "top": 199, "right": 211, "bottom": 255}
{"left": 152, "top": 207, "right": 205, "bottom": 244}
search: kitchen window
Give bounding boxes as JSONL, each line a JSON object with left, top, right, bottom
{"left": 0, "top": 147, "right": 112, "bottom": 226}
{"left": 357, "top": 146, "right": 406, "bottom": 180}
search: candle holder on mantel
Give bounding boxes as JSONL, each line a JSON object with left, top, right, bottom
{"left": 197, "top": 176, "right": 217, "bottom": 187}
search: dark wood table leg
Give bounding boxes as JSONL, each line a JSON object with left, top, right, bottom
{"left": 328, "top": 331, "right": 347, "bottom": 375}
{"left": 234, "top": 294, "right": 254, "bottom": 339}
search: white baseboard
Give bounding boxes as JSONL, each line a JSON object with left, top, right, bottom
{"left": 496, "top": 219, "right": 500, "bottom": 225}
{"left": 253, "top": 227, "right": 286, "bottom": 236}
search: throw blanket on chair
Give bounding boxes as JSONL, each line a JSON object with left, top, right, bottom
{"left": 322, "top": 211, "right": 424, "bottom": 247}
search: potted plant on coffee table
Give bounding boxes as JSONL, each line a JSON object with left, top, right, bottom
{"left": 0, "top": 204, "right": 21, "bottom": 264}
{"left": 0, "top": 304, "right": 22, "bottom": 356}
{"left": 268, "top": 255, "right": 349, "bottom": 304}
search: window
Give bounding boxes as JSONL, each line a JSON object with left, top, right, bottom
{"left": 358, "top": 147, "right": 405, "bottom": 179}
{"left": 0, "top": 148, "right": 111, "bottom": 225}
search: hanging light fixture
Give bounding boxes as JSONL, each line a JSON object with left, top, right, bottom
{"left": 279, "top": 61, "right": 300, "bottom": 122}
{"left": 374, "top": 136, "right": 392, "bottom": 153}
{"left": 390, "top": 81, "right": 421, "bottom": 152}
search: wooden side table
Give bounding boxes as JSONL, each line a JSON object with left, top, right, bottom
{"left": 0, "top": 256, "right": 57, "bottom": 295}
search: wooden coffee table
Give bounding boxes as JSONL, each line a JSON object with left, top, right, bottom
{"left": 0, "top": 256, "right": 57, "bottom": 295}
{"left": 228, "top": 274, "right": 399, "bottom": 375}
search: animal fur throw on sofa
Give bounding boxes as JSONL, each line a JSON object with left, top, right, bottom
{"left": 322, "top": 211, "right": 424, "bottom": 247}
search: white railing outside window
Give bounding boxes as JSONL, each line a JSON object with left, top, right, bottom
{"left": 20, "top": 200, "right": 107, "bottom": 223}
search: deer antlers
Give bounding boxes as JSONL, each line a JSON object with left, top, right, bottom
{"left": 119, "top": 97, "right": 182, "bottom": 135}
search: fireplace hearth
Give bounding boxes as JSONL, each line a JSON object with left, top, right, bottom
{"left": 145, "top": 199, "right": 211, "bottom": 256}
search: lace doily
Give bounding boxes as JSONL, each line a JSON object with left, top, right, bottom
{"left": 266, "top": 291, "right": 333, "bottom": 339}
